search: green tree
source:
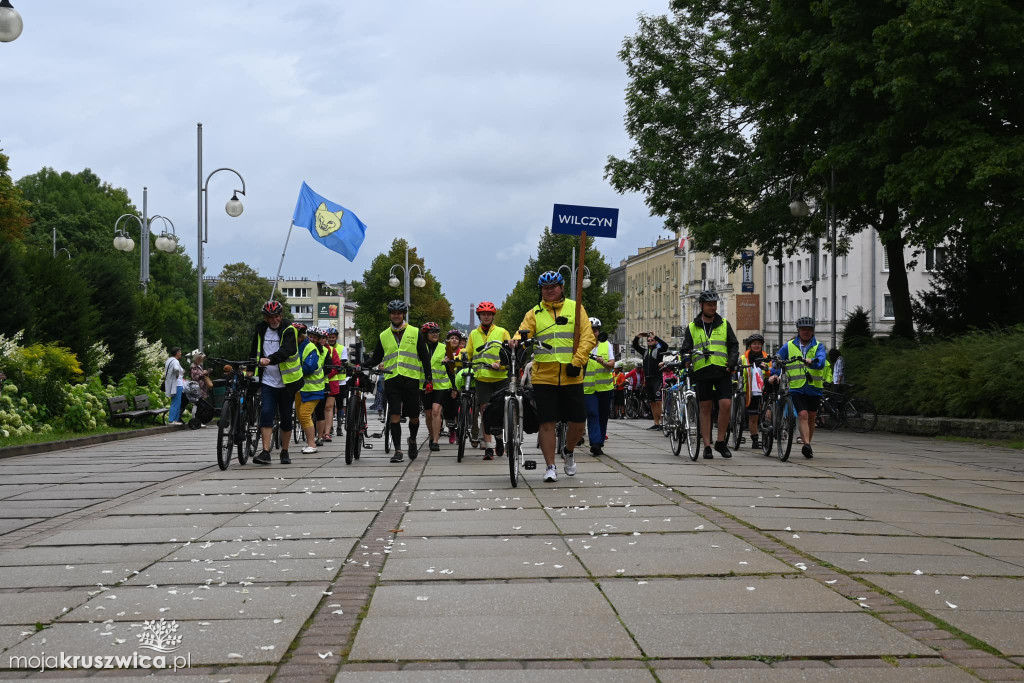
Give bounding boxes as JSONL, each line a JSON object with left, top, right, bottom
{"left": 495, "top": 227, "right": 622, "bottom": 337}
{"left": 73, "top": 251, "right": 140, "bottom": 380}
{"left": 350, "top": 238, "right": 453, "bottom": 352}
{"left": 0, "top": 238, "right": 32, "bottom": 337}
{"left": 138, "top": 242, "right": 200, "bottom": 351}
{"left": 206, "top": 262, "right": 287, "bottom": 360}
{"left": 22, "top": 249, "right": 99, "bottom": 374}
{"left": 606, "top": 0, "right": 1024, "bottom": 340}
{"left": 17, "top": 168, "right": 137, "bottom": 257}
{"left": 0, "top": 148, "right": 31, "bottom": 241}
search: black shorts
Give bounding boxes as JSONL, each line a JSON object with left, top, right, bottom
{"left": 614, "top": 389, "right": 626, "bottom": 406}
{"left": 792, "top": 393, "right": 821, "bottom": 414}
{"left": 695, "top": 377, "right": 731, "bottom": 403}
{"left": 422, "top": 389, "right": 453, "bottom": 411}
{"left": 533, "top": 383, "right": 586, "bottom": 424}
{"left": 745, "top": 395, "right": 761, "bottom": 415}
{"left": 644, "top": 380, "right": 662, "bottom": 402}
{"left": 385, "top": 376, "right": 422, "bottom": 419}
{"left": 313, "top": 398, "right": 325, "bottom": 421}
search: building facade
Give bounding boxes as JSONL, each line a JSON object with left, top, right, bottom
{"left": 275, "top": 278, "right": 358, "bottom": 347}
{"left": 623, "top": 239, "right": 680, "bottom": 353}
{"left": 606, "top": 262, "right": 627, "bottom": 353}
{"left": 763, "top": 229, "right": 940, "bottom": 353}
{"left": 679, "top": 241, "right": 765, "bottom": 347}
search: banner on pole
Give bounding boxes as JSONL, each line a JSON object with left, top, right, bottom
{"left": 551, "top": 204, "right": 619, "bottom": 238}
{"left": 292, "top": 182, "right": 367, "bottom": 262}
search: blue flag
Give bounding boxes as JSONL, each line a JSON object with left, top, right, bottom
{"left": 292, "top": 181, "right": 367, "bottom": 262}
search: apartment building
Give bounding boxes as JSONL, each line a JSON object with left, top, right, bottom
{"left": 679, "top": 241, "right": 765, "bottom": 346}
{"left": 623, "top": 239, "right": 680, "bottom": 349}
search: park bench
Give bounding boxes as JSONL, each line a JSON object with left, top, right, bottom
{"left": 133, "top": 394, "right": 168, "bottom": 424}
{"left": 106, "top": 395, "right": 151, "bottom": 426}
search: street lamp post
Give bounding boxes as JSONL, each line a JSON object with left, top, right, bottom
{"left": 52, "top": 228, "right": 70, "bottom": 259}
{"left": 789, "top": 169, "right": 838, "bottom": 348}
{"left": 557, "top": 246, "right": 591, "bottom": 294}
{"left": 388, "top": 244, "right": 426, "bottom": 308}
{"left": 196, "top": 122, "right": 246, "bottom": 351}
{"left": 0, "top": 0, "right": 23, "bottom": 42}
{"left": 111, "top": 187, "right": 178, "bottom": 291}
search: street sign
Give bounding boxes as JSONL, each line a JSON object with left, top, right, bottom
{"left": 551, "top": 204, "right": 619, "bottom": 238}
{"left": 741, "top": 249, "right": 755, "bottom": 292}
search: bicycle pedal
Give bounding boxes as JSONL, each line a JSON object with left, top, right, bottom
{"left": 523, "top": 460, "right": 537, "bottom": 470}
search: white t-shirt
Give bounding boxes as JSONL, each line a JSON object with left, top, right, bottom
{"left": 261, "top": 327, "right": 284, "bottom": 388}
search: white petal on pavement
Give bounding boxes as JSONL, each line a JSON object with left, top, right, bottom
{"left": 946, "top": 601, "right": 958, "bottom": 609}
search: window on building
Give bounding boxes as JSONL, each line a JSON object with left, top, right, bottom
{"left": 925, "top": 247, "right": 947, "bottom": 271}
{"left": 805, "top": 257, "right": 811, "bottom": 280}
{"left": 882, "top": 243, "right": 890, "bottom": 271}
{"left": 841, "top": 295, "right": 848, "bottom": 318}
{"left": 291, "top": 304, "right": 313, "bottom": 319}
{"left": 883, "top": 294, "right": 894, "bottom": 319}
{"left": 822, "top": 255, "right": 828, "bottom": 279}
{"left": 797, "top": 261, "right": 802, "bottom": 281}
{"left": 805, "top": 299, "right": 810, "bottom": 317}
{"left": 701, "top": 262, "right": 707, "bottom": 281}
{"left": 283, "top": 287, "right": 310, "bottom": 298}
{"left": 822, "top": 297, "right": 828, "bottom": 320}
{"left": 842, "top": 254, "right": 848, "bottom": 275}
{"left": 797, "top": 300, "right": 802, "bottom": 318}
{"left": 788, "top": 301, "right": 794, "bottom": 322}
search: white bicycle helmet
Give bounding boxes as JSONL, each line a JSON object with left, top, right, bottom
{"left": 589, "top": 317, "right": 602, "bottom": 329}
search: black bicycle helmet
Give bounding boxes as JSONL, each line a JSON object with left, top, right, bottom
{"left": 387, "top": 299, "right": 408, "bottom": 313}
{"left": 748, "top": 333, "right": 765, "bottom": 343}
{"left": 446, "top": 329, "right": 463, "bottom": 340}
{"left": 796, "top": 316, "right": 815, "bottom": 328}
{"left": 697, "top": 289, "right": 718, "bottom": 303}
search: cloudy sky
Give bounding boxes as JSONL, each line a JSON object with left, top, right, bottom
{"left": 1, "top": 1, "right": 673, "bottom": 323}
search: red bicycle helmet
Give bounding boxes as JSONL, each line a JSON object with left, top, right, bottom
{"left": 292, "top": 323, "right": 307, "bottom": 334}
{"left": 446, "top": 329, "right": 464, "bottom": 339}
{"left": 476, "top": 301, "right": 497, "bottom": 314}
{"left": 262, "top": 300, "right": 283, "bottom": 315}
{"left": 422, "top": 321, "right": 441, "bottom": 333}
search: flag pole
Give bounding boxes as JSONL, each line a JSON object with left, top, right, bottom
{"left": 270, "top": 220, "right": 296, "bottom": 300}
{"left": 573, "top": 231, "right": 587, "bottom": 353}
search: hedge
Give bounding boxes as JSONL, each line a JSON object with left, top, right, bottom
{"left": 842, "top": 327, "right": 1024, "bottom": 421}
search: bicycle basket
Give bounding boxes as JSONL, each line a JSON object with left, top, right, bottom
{"left": 183, "top": 380, "right": 203, "bottom": 402}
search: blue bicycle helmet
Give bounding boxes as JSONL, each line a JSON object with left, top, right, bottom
{"left": 325, "top": 327, "right": 338, "bottom": 335}
{"left": 537, "top": 270, "right": 564, "bottom": 287}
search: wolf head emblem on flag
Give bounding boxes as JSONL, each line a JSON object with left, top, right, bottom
{"left": 315, "top": 203, "right": 344, "bottom": 237}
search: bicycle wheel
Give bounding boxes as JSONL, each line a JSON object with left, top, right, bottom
{"left": 684, "top": 394, "right": 700, "bottom": 461}
{"left": 383, "top": 399, "right": 392, "bottom": 453}
{"left": 272, "top": 418, "right": 280, "bottom": 451}
{"left": 506, "top": 399, "right": 521, "bottom": 488}
{"left": 759, "top": 400, "right": 774, "bottom": 457}
{"left": 844, "top": 397, "right": 878, "bottom": 433}
{"left": 354, "top": 400, "right": 364, "bottom": 461}
{"left": 777, "top": 397, "right": 796, "bottom": 462}
{"left": 292, "top": 404, "right": 302, "bottom": 444}
{"left": 456, "top": 397, "right": 469, "bottom": 463}
{"left": 624, "top": 395, "right": 638, "bottom": 419}
{"left": 217, "top": 402, "right": 234, "bottom": 470}
{"left": 555, "top": 421, "right": 567, "bottom": 457}
{"left": 344, "top": 397, "right": 359, "bottom": 465}
{"left": 730, "top": 394, "right": 745, "bottom": 450}
{"left": 241, "top": 391, "right": 260, "bottom": 465}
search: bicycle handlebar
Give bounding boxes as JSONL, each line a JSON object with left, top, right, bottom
{"left": 210, "top": 358, "right": 258, "bottom": 368}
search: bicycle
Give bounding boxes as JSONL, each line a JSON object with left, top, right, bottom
{"left": 454, "top": 354, "right": 479, "bottom": 463}
{"left": 342, "top": 366, "right": 390, "bottom": 465}
{"left": 661, "top": 355, "right": 700, "bottom": 460}
{"left": 209, "top": 359, "right": 259, "bottom": 471}
{"left": 475, "top": 330, "right": 553, "bottom": 488}
{"left": 758, "top": 355, "right": 804, "bottom": 462}
{"left": 817, "top": 384, "right": 878, "bottom": 433}
{"left": 727, "top": 368, "right": 746, "bottom": 450}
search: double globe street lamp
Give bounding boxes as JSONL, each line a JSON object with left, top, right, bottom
{"left": 389, "top": 244, "right": 425, "bottom": 308}
{"left": 111, "top": 187, "right": 178, "bottom": 293}
{"left": 0, "top": 0, "right": 23, "bottom": 43}
{"left": 558, "top": 246, "right": 591, "bottom": 295}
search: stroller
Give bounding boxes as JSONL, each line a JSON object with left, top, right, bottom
{"left": 184, "top": 380, "right": 215, "bottom": 430}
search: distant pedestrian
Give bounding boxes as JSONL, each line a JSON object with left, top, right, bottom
{"left": 164, "top": 347, "right": 185, "bottom": 425}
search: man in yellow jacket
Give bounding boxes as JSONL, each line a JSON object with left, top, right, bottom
{"left": 516, "top": 270, "right": 596, "bottom": 482}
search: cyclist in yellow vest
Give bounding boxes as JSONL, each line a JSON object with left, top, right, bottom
{"left": 679, "top": 290, "right": 740, "bottom": 460}
{"left": 515, "top": 270, "right": 596, "bottom": 482}
{"left": 321, "top": 327, "right": 346, "bottom": 443}
{"left": 768, "top": 316, "right": 827, "bottom": 459}
{"left": 419, "top": 322, "right": 454, "bottom": 452}
{"left": 362, "top": 300, "right": 433, "bottom": 463}
{"left": 740, "top": 333, "right": 770, "bottom": 450}
{"left": 294, "top": 326, "right": 327, "bottom": 455}
{"left": 466, "top": 301, "right": 511, "bottom": 460}
{"left": 583, "top": 317, "right": 616, "bottom": 456}
{"left": 443, "top": 329, "right": 464, "bottom": 444}
{"left": 252, "top": 300, "right": 301, "bottom": 465}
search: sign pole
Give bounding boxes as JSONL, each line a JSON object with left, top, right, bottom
{"left": 270, "top": 220, "right": 296, "bottom": 300}
{"left": 573, "top": 231, "right": 587, "bottom": 353}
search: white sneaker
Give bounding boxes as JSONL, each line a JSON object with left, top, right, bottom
{"left": 543, "top": 465, "right": 557, "bottom": 483}
{"left": 563, "top": 451, "right": 577, "bottom": 477}
{"left": 301, "top": 446, "right": 318, "bottom": 454}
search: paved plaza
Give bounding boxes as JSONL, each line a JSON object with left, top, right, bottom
{"left": 1, "top": 421, "right": 1023, "bottom": 681}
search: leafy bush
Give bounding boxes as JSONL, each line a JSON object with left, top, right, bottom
{"left": 845, "top": 327, "right": 1024, "bottom": 420}
{"left": 2, "top": 341, "right": 82, "bottom": 415}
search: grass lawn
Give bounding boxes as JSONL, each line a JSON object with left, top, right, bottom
{"left": 935, "top": 434, "right": 1024, "bottom": 450}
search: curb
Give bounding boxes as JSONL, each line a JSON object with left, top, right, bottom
{"left": 0, "top": 423, "right": 187, "bottom": 459}
{"left": 874, "top": 414, "right": 1024, "bottom": 440}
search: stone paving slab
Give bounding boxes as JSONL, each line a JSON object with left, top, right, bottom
{"left": 224, "top": 511, "right": 378, "bottom": 527}
{"left": 63, "top": 585, "right": 327, "bottom": 621}
{"left": 199, "top": 523, "right": 370, "bottom": 541}
{"left": 573, "top": 531, "right": 791, "bottom": 577}
{"left": 408, "top": 495, "right": 542, "bottom": 511}
{"left": 0, "top": 590, "right": 92, "bottom": 624}
{"left": 0, "top": 518, "right": 44, "bottom": 534}
{"left": 399, "top": 509, "right": 559, "bottom": 536}
{"left": 944, "top": 538, "right": 1024, "bottom": 558}
{"left": 349, "top": 583, "right": 640, "bottom": 660}
{"left": 889, "top": 522, "right": 1024, "bottom": 539}
{"left": 533, "top": 487, "right": 672, "bottom": 508}
{"left": 336, "top": 672, "right": 656, "bottom": 683}
{"left": 0, "top": 563, "right": 149, "bottom": 589}
{"left": 717, "top": 506, "right": 863, "bottom": 520}
{"left": 380, "top": 536, "right": 587, "bottom": 580}
{"left": 29, "top": 528, "right": 216, "bottom": 546}
{"left": 624, "top": 612, "right": 932, "bottom": 657}
{"left": 655, "top": 668, "right": 976, "bottom": 683}
{"left": 0, "top": 543, "right": 174, "bottom": 567}
{"left": 736, "top": 518, "right": 916, "bottom": 535}
{"left": 124, "top": 558, "right": 340, "bottom": 585}
{"left": 601, "top": 577, "right": 859, "bottom": 614}
{"left": 74, "top": 513, "right": 237, "bottom": 529}
{"left": 1, "top": 617, "right": 303, "bottom": 665}
{"left": 550, "top": 506, "right": 717, "bottom": 534}
{"left": 868, "top": 575, "right": 1024, "bottom": 610}
{"left": 0, "top": 624, "right": 34, "bottom": 652}
{"left": 783, "top": 532, "right": 978, "bottom": 556}
{"left": 166, "top": 538, "right": 356, "bottom": 562}
{"left": 929, "top": 610, "right": 1024, "bottom": 655}
{"left": 813, "top": 551, "right": 1024, "bottom": 575}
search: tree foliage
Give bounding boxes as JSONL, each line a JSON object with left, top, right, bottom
{"left": 0, "top": 148, "right": 31, "bottom": 241}
{"left": 495, "top": 228, "right": 622, "bottom": 336}
{"left": 206, "top": 262, "right": 287, "bottom": 361}
{"left": 350, "top": 238, "right": 453, "bottom": 352}
{"left": 606, "top": 0, "right": 1024, "bottom": 340}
